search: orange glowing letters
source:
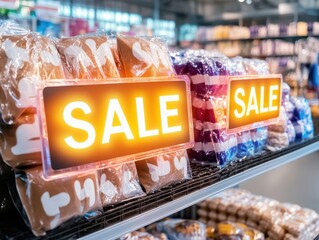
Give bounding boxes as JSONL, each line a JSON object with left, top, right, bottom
{"left": 228, "top": 76, "right": 282, "bottom": 131}
{"left": 233, "top": 85, "right": 279, "bottom": 118}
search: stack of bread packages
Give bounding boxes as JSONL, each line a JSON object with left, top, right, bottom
{"left": 265, "top": 82, "right": 314, "bottom": 151}
{"left": 197, "top": 189, "right": 319, "bottom": 240}
{"left": 0, "top": 22, "right": 146, "bottom": 236}
{"left": 115, "top": 35, "right": 192, "bottom": 194}
{"left": 172, "top": 51, "right": 269, "bottom": 168}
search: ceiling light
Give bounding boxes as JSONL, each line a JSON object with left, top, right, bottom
{"left": 238, "top": 0, "right": 245, "bottom": 2}
{"left": 246, "top": 0, "right": 252, "bottom": 4}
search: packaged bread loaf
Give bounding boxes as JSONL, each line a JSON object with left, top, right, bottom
{"left": 98, "top": 162, "right": 144, "bottom": 206}
{"left": 135, "top": 151, "right": 191, "bottom": 193}
{"left": 0, "top": 26, "right": 65, "bottom": 124}
{"left": 116, "top": 34, "right": 191, "bottom": 192}
{"left": 0, "top": 113, "right": 42, "bottom": 168}
{"left": 56, "top": 35, "right": 120, "bottom": 79}
{"left": 116, "top": 34, "right": 175, "bottom": 78}
{"left": 15, "top": 167, "right": 102, "bottom": 236}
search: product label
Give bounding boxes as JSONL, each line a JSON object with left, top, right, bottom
{"left": 39, "top": 76, "right": 193, "bottom": 176}
{"left": 227, "top": 75, "right": 282, "bottom": 133}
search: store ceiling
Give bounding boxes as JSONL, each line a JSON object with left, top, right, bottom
{"left": 58, "top": 0, "right": 318, "bottom": 23}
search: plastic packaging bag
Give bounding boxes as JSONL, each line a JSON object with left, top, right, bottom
{"left": 156, "top": 219, "right": 206, "bottom": 240}
{"left": 290, "top": 97, "right": 314, "bottom": 141}
{"left": 0, "top": 24, "right": 65, "bottom": 124}
{"left": 236, "top": 131, "right": 254, "bottom": 160}
{"left": 56, "top": 34, "right": 120, "bottom": 79}
{"left": 135, "top": 150, "right": 191, "bottom": 193}
{"left": 243, "top": 58, "right": 270, "bottom": 75}
{"left": 206, "top": 221, "right": 265, "bottom": 240}
{"left": 120, "top": 231, "right": 161, "bottom": 240}
{"left": 116, "top": 34, "right": 176, "bottom": 78}
{"left": 250, "top": 127, "right": 268, "bottom": 154}
{"left": 0, "top": 113, "right": 42, "bottom": 168}
{"left": 98, "top": 162, "right": 145, "bottom": 206}
{"left": 184, "top": 55, "right": 242, "bottom": 167}
{"left": 266, "top": 99, "right": 292, "bottom": 151}
{"left": 15, "top": 167, "right": 102, "bottom": 236}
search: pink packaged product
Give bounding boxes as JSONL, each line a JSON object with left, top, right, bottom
{"left": 187, "top": 55, "right": 241, "bottom": 167}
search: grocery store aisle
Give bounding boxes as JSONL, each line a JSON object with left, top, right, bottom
{"left": 241, "top": 151, "right": 319, "bottom": 212}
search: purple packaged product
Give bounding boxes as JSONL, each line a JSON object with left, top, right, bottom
{"left": 287, "top": 120, "right": 296, "bottom": 143}
{"left": 171, "top": 51, "right": 188, "bottom": 75}
{"left": 280, "top": 24, "right": 288, "bottom": 36}
{"left": 187, "top": 57, "right": 231, "bottom": 96}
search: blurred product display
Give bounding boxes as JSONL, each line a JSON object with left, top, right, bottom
{"left": 197, "top": 189, "right": 319, "bottom": 240}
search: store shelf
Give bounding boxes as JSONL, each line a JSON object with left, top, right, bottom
{"left": 229, "top": 54, "right": 297, "bottom": 59}
{"left": 198, "top": 35, "right": 319, "bottom": 44}
{"left": 84, "top": 140, "right": 319, "bottom": 240}
{"left": 1, "top": 119, "right": 319, "bottom": 240}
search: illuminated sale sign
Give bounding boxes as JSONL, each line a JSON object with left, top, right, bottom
{"left": 227, "top": 75, "right": 282, "bottom": 133}
{"left": 39, "top": 77, "right": 193, "bottom": 177}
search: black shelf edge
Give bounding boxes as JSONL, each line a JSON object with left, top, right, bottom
{"left": 197, "top": 35, "right": 319, "bottom": 44}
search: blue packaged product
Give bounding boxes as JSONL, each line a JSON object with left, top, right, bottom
{"left": 237, "top": 131, "right": 255, "bottom": 159}
{"left": 251, "top": 127, "right": 268, "bottom": 154}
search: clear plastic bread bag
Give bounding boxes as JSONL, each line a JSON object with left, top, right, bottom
{"left": 116, "top": 34, "right": 191, "bottom": 189}
{"left": 14, "top": 166, "right": 102, "bottom": 236}
{"left": 0, "top": 22, "right": 66, "bottom": 124}
{"left": 116, "top": 34, "right": 176, "bottom": 78}
{"left": 0, "top": 24, "right": 65, "bottom": 167}
{"left": 135, "top": 151, "right": 191, "bottom": 193}
{"left": 98, "top": 162, "right": 145, "bottom": 206}
{"left": 56, "top": 33, "right": 120, "bottom": 80}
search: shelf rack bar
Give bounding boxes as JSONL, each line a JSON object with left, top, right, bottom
{"left": 80, "top": 141, "right": 319, "bottom": 240}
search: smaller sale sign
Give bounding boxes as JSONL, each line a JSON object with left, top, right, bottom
{"left": 227, "top": 75, "right": 282, "bottom": 133}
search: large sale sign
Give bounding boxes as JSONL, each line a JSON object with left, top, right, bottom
{"left": 39, "top": 77, "right": 193, "bottom": 177}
